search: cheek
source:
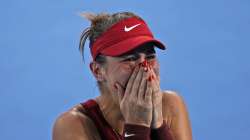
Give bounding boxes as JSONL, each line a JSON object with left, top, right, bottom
{"left": 110, "top": 63, "right": 135, "bottom": 88}
{"left": 119, "top": 64, "right": 135, "bottom": 87}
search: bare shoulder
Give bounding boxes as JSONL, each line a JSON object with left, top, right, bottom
{"left": 162, "top": 90, "right": 193, "bottom": 140}
{"left": 52, "top": 104, "right": 101, "bottom": 140}
{"left": 162, "top": 90, "right": 187, "bottom": 115}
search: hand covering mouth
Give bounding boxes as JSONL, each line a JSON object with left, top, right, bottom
{"left": 120, "top": 60, "right": 150, "bottom": 91}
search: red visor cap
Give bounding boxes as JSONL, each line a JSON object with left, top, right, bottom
{"left": 91, "top": 17, "right": 166, "bottom": 59}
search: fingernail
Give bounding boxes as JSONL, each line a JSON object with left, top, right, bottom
{"left": 142, "top": 60, "right": 148, "bottom": 67}
{"left": 144, "top": 67, "right": 148, "bottom": 72}
{"left": 142, "top": 61, "right": 146, "bottom": 67}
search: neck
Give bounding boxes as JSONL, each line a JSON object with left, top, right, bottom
{"left": 95, "top": 94, "right": 124, "bottom": 135}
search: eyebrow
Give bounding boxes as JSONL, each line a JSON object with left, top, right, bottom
{"left": 118, "top": 53, "right": 138, "bottom": 59}
{"left": 118, "top": 50, "right": 156, "bottom": 61}
{"left": 120, "top": 46, "right": 155, "bottom": 57}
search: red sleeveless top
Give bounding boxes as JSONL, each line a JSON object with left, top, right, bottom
{"left": 81, "top": 99, "right": 123, "bottom": 140}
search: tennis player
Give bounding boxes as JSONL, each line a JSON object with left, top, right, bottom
{"left": 53, "top": 12, "right": 192, "bottom": 140}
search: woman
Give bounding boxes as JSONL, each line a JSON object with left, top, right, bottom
{"left": 52, "top": 12, "right": 192, "bottom": 140}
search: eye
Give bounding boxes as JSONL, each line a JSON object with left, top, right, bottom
{"left": 122, "top": 55, "right": 138, "bottom": 62}
{"left": 146, "top": 55, "right": 156, "bottom": 60}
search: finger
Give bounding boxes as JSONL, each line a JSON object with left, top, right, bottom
{"left": 146, "top": 70, "right": 160, "bottom": 100}
{"left": 148, "top": 67, "right": 160, "bottom": 89}
{"left": 137, "top": 70, "right": 148, "bottom": 102}
{"left": 115, "top": 82, "right": 124, "bottom": 103}
{"left": 124, "top": 65, "right": 140, "bottom": 97}
{"left": 149, "top": 65, "right": 160, "bottom": 85}
{"left": 150, "top": 80, "right": 160, "bottom": 98}
{"left": 130, "top": 66, "right": 144, "bottom": 98}
{"left": 145, "top": 81, "right": 153, "bottom": 102}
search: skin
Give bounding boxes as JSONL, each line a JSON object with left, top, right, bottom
{"left": 52, "top": 44, "right": 193, "bottom": 140}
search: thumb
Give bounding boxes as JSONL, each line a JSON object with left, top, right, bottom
{"left": 115, "top": 82, "right": 124, "bottom": 103}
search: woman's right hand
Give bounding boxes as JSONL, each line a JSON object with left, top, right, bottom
{"left": 115, "top": 64, "right": 153, "bottom": 127}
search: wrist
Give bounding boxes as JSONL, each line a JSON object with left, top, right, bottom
{"left": 151, "top": 118, "right": 164, "bottom": 128}
{"left": 125, "top": 121, "right": 151, "bottom": 128}
{"left": 124, "top": 124, "right": 150, "bottom": 139}
{"left": 151, "top": 121, "right": 173, "bottom": 140}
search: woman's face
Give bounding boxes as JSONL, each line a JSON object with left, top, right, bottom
{"left": 102, "top": 44, "right": 160, "bottom": 102}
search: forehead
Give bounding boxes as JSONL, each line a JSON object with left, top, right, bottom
{"left": 118, "top": 42, "right": 156, "bottom": 57}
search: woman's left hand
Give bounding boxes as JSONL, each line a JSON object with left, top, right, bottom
{"left": 148, "top": 65, "right": 164, "bottom": 128}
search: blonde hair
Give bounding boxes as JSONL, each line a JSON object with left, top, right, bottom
{"left": 78, "top": 12, "right": 142, "bottom": 94}
{"left": 79, "top": 12, "right": 142, "bottom": 61}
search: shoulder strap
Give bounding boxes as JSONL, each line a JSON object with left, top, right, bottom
{"left": 81, "top": 99, "right": 121, "bottom": 140}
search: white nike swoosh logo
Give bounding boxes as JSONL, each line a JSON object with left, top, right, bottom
{"left": 124, "top": 24, "right": 141, "bottom": 32}
{"left": 124, "top": 132, "right": 135, "bottom": 137}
